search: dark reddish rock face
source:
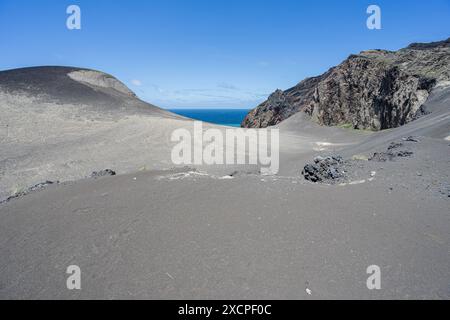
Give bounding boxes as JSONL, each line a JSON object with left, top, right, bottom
{"left": 242, "top": 38, "right": 449, "bottom": 130}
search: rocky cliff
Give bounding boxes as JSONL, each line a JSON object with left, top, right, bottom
{"left": 242, "top": 38, "right": 450, "bottom": 130}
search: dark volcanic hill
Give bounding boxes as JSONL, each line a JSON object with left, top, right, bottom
{"left": 242, "top": 38, "right": 450, "bottom": 130}
{"left": 0, "top": 66, "right": 184, "bottom": 201}
{"left": 0, "top": 66, "right": 172, "bottom": 117}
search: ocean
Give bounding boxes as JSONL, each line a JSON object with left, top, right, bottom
{"left": 168, "top": 109, "right": 250, "bottom": 127}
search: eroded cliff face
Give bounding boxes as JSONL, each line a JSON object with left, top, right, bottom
{"left": 242, "top": 38, "right": 450, "bottom": 130}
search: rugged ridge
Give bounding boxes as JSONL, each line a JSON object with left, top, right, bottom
{"left": 242, "top": 38, "right": 450, "bottom": 130}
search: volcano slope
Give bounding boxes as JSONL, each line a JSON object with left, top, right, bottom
{"left": 0, "top": 66, "right": 193, "bottom": 201}
{"left": 0, "top": 67, "right": 449, "bottom": 299}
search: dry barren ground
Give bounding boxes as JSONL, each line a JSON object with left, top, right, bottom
{"left": 0, "top": 67, "right": 448, "bottom": 299}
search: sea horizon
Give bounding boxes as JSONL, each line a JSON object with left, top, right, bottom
{"left": 168, "top": 108, "right": 251, "bottom": 127}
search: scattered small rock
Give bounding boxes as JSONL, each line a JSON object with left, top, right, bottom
{"left": 397, "top": 151, "right": 414, "bottom": 157}
{"left": 387, "top": 142, "right": 403, "bottom": 150}
{"left": 402, "top": 136, "right": 420, "bottom": 142}
{"left": 90, "top": 169, "right": 116, "bottom": 178}
{"left": 369, "top": 141, "right": 414, "bottom": 162}
{"left": 3, "top": 180, "right": 58, "bottom": 203}
{"left": 28, "top": 180, "right": 56, "bottom": 191}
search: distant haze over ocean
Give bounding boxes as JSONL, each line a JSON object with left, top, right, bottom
{"left": 168, "top": 109, "right": 250, "bottom": 127}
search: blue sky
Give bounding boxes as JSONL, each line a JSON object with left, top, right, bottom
{"left": 1, "top": 0, "right": 449, "bottom": 108}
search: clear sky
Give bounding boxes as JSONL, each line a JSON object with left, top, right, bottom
{"left": 1, "top": 0, "right": 449, "bottom": 108}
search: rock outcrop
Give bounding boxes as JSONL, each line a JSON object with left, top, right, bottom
{"left": 242, "top": 38, "right": 450, "bottom": 130}
{"left": 302, "top": 155, "right": 345, "bottom": 183}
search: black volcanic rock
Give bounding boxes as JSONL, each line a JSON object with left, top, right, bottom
{"left": 90, "top": 169, "right": 117, "bottom": 178}
{"left": 242, "top": 38, "right": 450, "bottom": 130}
{"left": 369, "top": 140, "right": 415, "bottom": 162}
{"left": 302, "top": 155, "right": 345, "bottom": 183}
